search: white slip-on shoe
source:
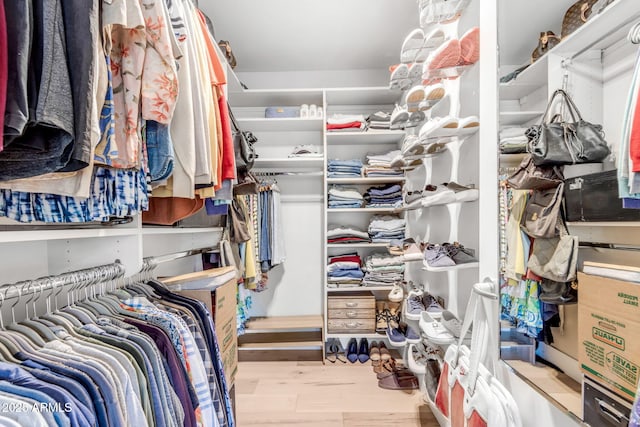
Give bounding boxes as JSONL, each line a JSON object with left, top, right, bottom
{"left": 388, "top": 284, "right": 404, "bottom": 303}
{"left": 415, "top": 28, "right": 447, "bottom": 63}
{"left": 390, "top": 105, "right": 409, "bottom": 130}
{"left": 389, "top": 64, "right": 409, "bottom": 90}
{"left": 444, "top": 182, "right": 479, "bottom": 202}
{"left": 457, "top": 115, "right": 480, "bottom": 135}
{"left": 400, "top": 28, "right": 425, "bottom": 63}
{"left": 405, "top": 85, "right": 426, "bottom": 112}
{"left": 421, "top": 316, "right": 456, "bottom": 346}
{"left": 420, "top": 185, "right": 457, "bottom": 207}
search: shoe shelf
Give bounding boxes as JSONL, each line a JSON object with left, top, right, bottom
{"left": 326, "top": 242, "right": 389, "bottom": 248}
{"left": 421, "top": 261, "right": 479, "bottom": 272}
{"left": 325, "top": 130, "right": 406, "bottom": 145}
{"left": 499, "top": 111, "right": 544, "bottom": 126}
{"left": 422, "top": 64, "right": 475, "bottom": 82}
{"left": 236, "top": 117, "right": 324, "bottom": 132}
{"left": 398, "top": 197, "right": 478, "bottom": 212}
{"left": 326, "top": 177, "right": 406, "bottom": 185}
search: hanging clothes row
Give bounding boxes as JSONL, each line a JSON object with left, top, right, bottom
{"left": 0, "top": 262, "right": 235, "bottom": 427}
{"left": 0, "top": 0, "right": 236, "bottom": 224}
{"left": 227, "top": 178, "right": 286, "bottom": 292}
{"left": 619, "top": 30, "right": 640, "bottom": 206}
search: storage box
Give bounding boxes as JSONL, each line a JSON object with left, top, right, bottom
{"left": 564, "top": 170, "right": 640, "bottom": 222}
{"left": 170, "top": 268, "right": 238, "bottom": 386}
{"left": 583, "top": 376, "right": 632, "bottom": 426}
{"left": 264, "top": 106, "right": 300, "bottom": 118}
{"left": 578, "top": 272, "right": 640, "bottom": 400}
{"left": 327, "top": 291, "right": 375, "bottom": 334}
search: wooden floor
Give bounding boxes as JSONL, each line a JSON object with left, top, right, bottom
{"left": 507, "top": 360, "right": 583, "bottom": 419}
{"left": 235, "top": 361, "right": 439, "bottom": 426}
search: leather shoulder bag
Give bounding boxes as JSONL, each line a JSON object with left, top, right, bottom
{"left": 521, "top": 182, "right": 565, "bottom": 239}
{"left": 527, "top": 89, "right": 610, "bottom": 166}
{"left": 561, "top": 0, "right": 598, "bottom": 38}
{"left": 507, "top": 154, "right": 564, "bottom": 190}
{"left": 228, "top": 105, "right": 258, "bottom": 175}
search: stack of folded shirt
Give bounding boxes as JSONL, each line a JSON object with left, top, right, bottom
{"left": 327, "top": 159, "right": 363, "bottom": 177}
{"left": 362, "top": 254, "right": 405, "bottom": 287}
{"left": 363, "top": 150, "right": 404, "bottom": 177}
{"left": 368, "top": 215, "right": 406, "bottom": 243}
{"left": 499, "top": 127, "right": 528, "bottom": 154}
{"left": 289, "top": 145, "right": 323, "bottom": 158}
{"left": 327, "top": 253, "right": 364, "bottom": 288}
{"left": 328, "top": 186, "right": 363, "bottom": 209}
{"left": 326, "top": 114, "right": 366, "bottom": 132}
{"left": 366, "top": 112, "right": 391, "bottom": 130}
{"left": 327, "top": 226, "right": 371, "bottom": 244}
{"left": 364, "top": 183, "right": 403, "bottom": 208}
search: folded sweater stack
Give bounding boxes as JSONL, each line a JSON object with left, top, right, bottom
{"left": 326, "top": 114, "right": 366, "bottom": 132}
{"left": 327, "top": 253, "right": 364, "bottom": 288}
{"left": 368, "top": 215, "right": 406, "bottom": 243}
{"left": 499, "top": 127, "right": 528, "bottom": 154}
{"left": 328, "top": 186, "right": 363, "bottom": 209}
{"left": 364, "top": 183, "right": 403, "bottom": 208}
{"left": 363, "top": 253, "right": 405, "bottom": 287}
{"left": 363, "top": 150, "right": 404, "bottom": 177}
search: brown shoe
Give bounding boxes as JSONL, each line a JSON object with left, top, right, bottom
{"left": 378, "top": 342, "right": 392, "bottom": 361}
{"left": 378, "top": 372, "right": 419, "bottom": 390}
{"left": 372, "top": 360, "right": 383, "bottom": 373}
{"left": 387, "top": 302, "right": 401, "bottom": 328}
{"left": 369, "top": 341, "right": 381, "bottom": 361}
{"left": 376, "top": 302, "right": 389, "bottom": 331}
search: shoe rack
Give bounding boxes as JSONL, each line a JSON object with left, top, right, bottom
{"left": 397, "top": 0, "right": 482, "bottom": 408}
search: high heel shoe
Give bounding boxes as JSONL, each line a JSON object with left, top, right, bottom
{"left": 346, "top": 338, "right": 359, "bottom": 363}
{"left": 358, "top": 338, "right": 370, "bottom": 363}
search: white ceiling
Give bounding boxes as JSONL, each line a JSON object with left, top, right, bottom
{"left": 199, "top": 0, "right": 420, "bottom": 72}
{"left": 498, "top": 0, "right": 576, "bottom": 66}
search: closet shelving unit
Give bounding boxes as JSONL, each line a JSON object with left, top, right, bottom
{"left": 323, "top": 86, "right": 405, "bottom": 342}
{"left": 495, "top": 0, "right": 640, "bottom": 423}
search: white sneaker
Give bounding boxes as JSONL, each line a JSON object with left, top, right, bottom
{"left": 420, "top": 185, "right": 456, "bottom": 207}
{"left": 388, "top": 284, "right": 404, "bottom": 303}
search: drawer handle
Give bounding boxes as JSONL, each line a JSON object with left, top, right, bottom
{"left": 595, "top": 398, "right": 628, "bottom": 424}
{"left": 345, "top": 322, "right": 360, "bottom": 328}
{"left": 345, "top": 302, "right": 358, "bottom": 308}
{"left": 346, "top": 311, "right": 357, "bottom": 318}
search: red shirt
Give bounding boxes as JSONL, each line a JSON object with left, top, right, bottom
{"left": 0, "top": 1, "right": 7, "bottom": 152}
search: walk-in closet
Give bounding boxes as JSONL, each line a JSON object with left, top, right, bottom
{"left": 1, "top": 0, "right": 640, "bottom": 426}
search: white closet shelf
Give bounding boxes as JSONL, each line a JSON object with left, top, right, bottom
{"left": 326, "top": 243, "right": 389, "bottom": 248}
{"left": 229, "top": 88, "right": 324, "bottom": 108}
{"left": 422, "top": 262, "right": 479, "bottom": 272}
{"left": 567, "top": 221, "right": 640, "bottom": 227}
{"left": 552, "top": 0, "right": 640, "bottom": 56}
{"left": 252, "top": 157, "right": 324, "bottom": 170}
{"left": 499, "top": 83, "right": 546, "bottom": 102}
{"left": 326, "top": 130, "right": 406, "bottom": 145}
{"left": 326, "top": 286, "right": 393, "bottom": 292}
{"left": 501, "top": 56, "right": 548, "bottom": 96}
{"left": 0, "top": 227, "right": 139, "bottom": 243}
{"left": 327, "top": 208, "right": 399, "bottom": 213}
{"left": 142, "top": 227, "right": 224, "bottom": 235}
{"left": 499, "top": 111, "right": 543, "bottom": 126}
{"left": 325, "top": 332, "right": 388, "bottom": 339}
{"left": 236, "top": 118, "right": 323, "bottom": 132}
{"left": 398, "top": 198, "right": 479, "bottom": 212}
{"left": 324, "top": 86, "right": 401, "bottom": 106}
{"left": 326, "top": 177, "right": 405, "bottom": 185}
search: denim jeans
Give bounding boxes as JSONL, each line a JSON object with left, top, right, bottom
{"left": 146, "top": 121, "right": 175, "bottom": 183}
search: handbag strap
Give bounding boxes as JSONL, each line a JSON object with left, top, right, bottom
{"left": 450, "top": 290, "right": 481, "bottom": 369}
{"left": 467, "top": 281, "right": 498, "bottom": 396}
{"left": 227, "top": 103, "right": 241, "bottom": 133}
{"left": 539, "top": 89, "right": 583, "bottom": 125}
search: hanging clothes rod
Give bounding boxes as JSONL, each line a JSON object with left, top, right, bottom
{"left": 564, "top": 14, "right": 640, "bottom": 63}
{"left": 0, "top": 261, "right": 125, "bottom": 301}
{"left": 141, "top": 246, "right": 220, "bottom": 271}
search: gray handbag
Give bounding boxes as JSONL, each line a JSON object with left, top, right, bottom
{"left": 528, "top": 218, "right": 579, "bottom": 283}
{"left": 527, "top": 89, "right": 610, "bottom": 166}
{"left": 521, "top": 183, "right": 565, "bottom": 238}
{"left": 507, "top": 154, "right": 564, "bottom": 190}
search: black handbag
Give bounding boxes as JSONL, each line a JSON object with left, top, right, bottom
{"left": 539, "top": 279, "right": 578, "bottom": 305}
{"left": 228, "top": 105, "right": 258, "bottom": 175}
{"left": 527, "top": 89, "right": 610, "bottom": 166}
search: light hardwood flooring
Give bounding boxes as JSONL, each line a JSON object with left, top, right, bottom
{"left": 507, "top": 360, "right": 583, "bottom": 419}
{"left": 235, "top": 361, "right": 439, "bottom": 426}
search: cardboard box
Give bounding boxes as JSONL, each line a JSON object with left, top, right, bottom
{"left": 170, "top": 268, "right": 238, "bottom": 387}
{"left": 578, "top": 272, "right": 640, "bottom": 400}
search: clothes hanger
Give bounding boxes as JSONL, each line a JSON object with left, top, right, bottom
{"left": 6, "top": 283, "right": 47, "bottom": 347}
{"left": 17, "top": 281, "right": 58, "bottom": 342}
{"left": 0, "top": 290, "right": 21, "bottom": 363}
{"left": 628, "top": 21, "right": 640, "bottom": 44}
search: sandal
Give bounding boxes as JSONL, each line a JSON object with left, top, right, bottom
{"left": 379, "top": 342, "right": 392, "bottom": 361}
{"left": 369, "top": 341, "right": 381, "bottom": 361}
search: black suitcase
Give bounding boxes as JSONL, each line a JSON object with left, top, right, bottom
{"left": 564, "top": 170, "right": 640, "bottom": 222}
